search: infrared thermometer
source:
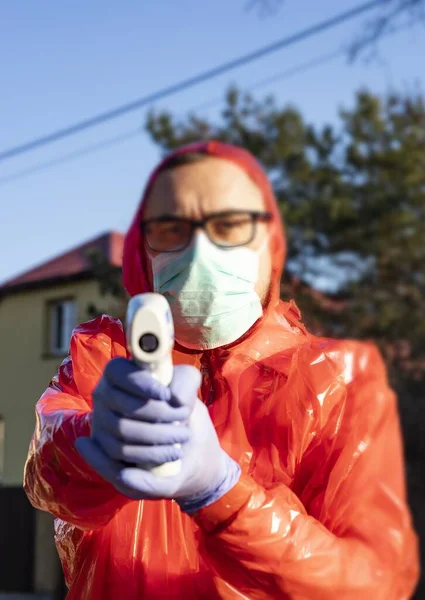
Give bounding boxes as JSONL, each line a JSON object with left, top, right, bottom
{"left": 125, "top": 293, "right": 181, "bottom": 477}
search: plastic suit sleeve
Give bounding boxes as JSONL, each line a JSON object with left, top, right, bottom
{"left": 24, "top": 317, "right": 130, "bottom": 530}
{"left": 194, "top": 344, "right": 419, "bottom": 600}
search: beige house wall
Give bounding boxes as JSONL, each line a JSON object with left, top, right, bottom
{"left": 0, "top": 278, "right": 122, "bottom": 486}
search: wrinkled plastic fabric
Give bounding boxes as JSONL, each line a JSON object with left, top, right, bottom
{"left": 24, "top": 141, "right": 419, "bottom": 599}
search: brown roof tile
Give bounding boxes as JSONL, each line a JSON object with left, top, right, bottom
{"left": 0, "top": 231, "right": 124, "bottom": 292}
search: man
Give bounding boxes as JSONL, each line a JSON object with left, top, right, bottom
{"left": 24, "top": 141, "right": 419, "bottom": 599}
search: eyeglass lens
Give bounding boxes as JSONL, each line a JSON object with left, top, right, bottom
{"left": 144, "top": 212, "right": 258, "bottom": 252}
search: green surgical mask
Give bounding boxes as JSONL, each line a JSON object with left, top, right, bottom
{"left": 150, "top": 232, "right": 266, "bottom": 350}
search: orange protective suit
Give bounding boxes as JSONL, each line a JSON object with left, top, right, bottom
{"left": 24, "top": 141, "right": 419, "bottom": 599}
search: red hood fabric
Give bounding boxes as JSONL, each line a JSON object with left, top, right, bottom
{"left": 123, "top": 140, "right": 285, "bottom": 307}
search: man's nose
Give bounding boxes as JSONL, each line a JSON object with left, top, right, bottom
{"left": 191, "top": 229, "right": 207, "bottom": 248}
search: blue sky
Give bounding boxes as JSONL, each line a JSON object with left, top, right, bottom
{"left": 1, "top": 0, "right": 424, "bottom": 284}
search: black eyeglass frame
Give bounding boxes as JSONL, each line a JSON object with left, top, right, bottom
{"left": 140, "top": 210, "right": 273, "bottom": 253}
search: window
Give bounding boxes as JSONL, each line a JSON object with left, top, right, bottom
{"left": 48, "top": 299, "right": 77, "bottom": 355}
{"left": 0, "top": 417, "right": 4, "bottom": 484}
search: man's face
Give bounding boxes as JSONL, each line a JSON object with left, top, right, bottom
{"left": 143, "top": 157, "right": 273, "bottom": 303}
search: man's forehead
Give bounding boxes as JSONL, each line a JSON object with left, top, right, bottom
{"left": 143, "top": 157, "right": 265, "bottom": 218}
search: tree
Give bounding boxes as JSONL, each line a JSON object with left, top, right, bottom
{"left": 146, "top": 87, "right": 425, "bottom": 377}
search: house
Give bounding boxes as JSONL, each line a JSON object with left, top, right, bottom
{"left": 0, "top": 231, "right": 124, "bottom": 598}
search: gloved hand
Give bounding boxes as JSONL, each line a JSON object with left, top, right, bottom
{"left": 75, "top": 357, "right": 241, "bottom": 513}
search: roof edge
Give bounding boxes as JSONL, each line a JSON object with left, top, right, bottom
{"left": 0, "top": 230, "right": 124, "bottom": 291}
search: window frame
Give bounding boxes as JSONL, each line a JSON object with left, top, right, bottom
{"left": 44, "top": 297, "right": 77, "bottom": 358}
{"left": 0, "top": 416, "right": 4, "bottom": 485}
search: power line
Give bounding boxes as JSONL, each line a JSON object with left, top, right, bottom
{"left": 0, "top": 0, "right": 383, "bottom": 163}
{"left": 192, "top": 49, "right": 342, "bottom": 113}
{"left": 0, "top": 16, "right": 412, "bottom": 188}
{"left": 0, "top": 130, "right": 141, "bottom": 186}
{"left": 0, "top": 50, "right": 343, "bottom": 187}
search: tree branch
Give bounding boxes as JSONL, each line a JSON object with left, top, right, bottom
{"left": 244, "top": 0, "right": 284, "bottom": 17}
{"left": 349, "top": 0, "right": 425, "bottom": 59}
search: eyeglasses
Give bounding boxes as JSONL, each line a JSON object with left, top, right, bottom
{"left": 140, "top": 210, "right": 272, "bottom": 253}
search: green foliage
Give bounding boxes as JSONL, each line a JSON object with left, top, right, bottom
{"left": 146, "top": 87, "right": 425, "bottom": 374}
{"left": 85, "top": 247, "right": 127, "bottom": 322}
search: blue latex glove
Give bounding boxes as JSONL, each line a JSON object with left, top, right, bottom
{"left": 76, "top": 358, "right": 241, "bottom": 513}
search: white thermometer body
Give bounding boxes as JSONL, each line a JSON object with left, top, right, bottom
{"left": 125, "top": 293, "right": 181, "bottom": 477}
